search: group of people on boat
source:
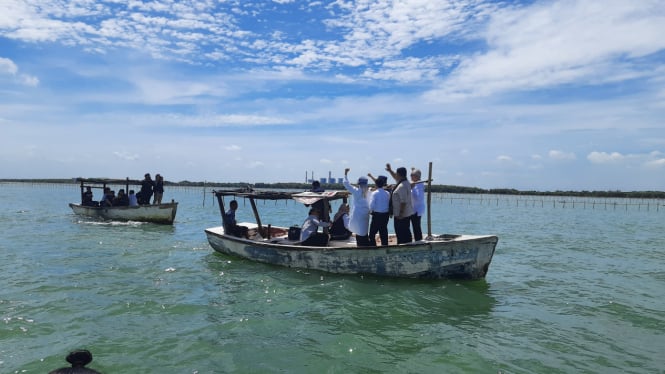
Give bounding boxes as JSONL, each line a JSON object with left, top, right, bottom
{"left": 137, "top": 173, "right": 165, "bottom": 205}
{"left": 82, "top": 186, "right": 138, "bottom": 207}
{"left": 220, "top": 163, "right": 426, "bottom": 247}
{"left": 80, "top": 173, "right": 165, "bottom": 207}
{"left": 301, "top": 163, "right": 426, "bottom": 247}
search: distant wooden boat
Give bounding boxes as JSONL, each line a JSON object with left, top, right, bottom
{"left": 205, "top": 166, "right": 498, "bottom": 279}
{"left": 69, "top": 178, "right": 178, "bottom": 225}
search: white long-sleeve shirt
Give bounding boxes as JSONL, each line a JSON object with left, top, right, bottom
{"left": 411, "top": 182, "right": 425, "bottom": 216}
{"left": 300, "top": 214, "right": 330, "bottom": 241}
{"left": 343, "top": 176, "right": 370, "bottom": 235}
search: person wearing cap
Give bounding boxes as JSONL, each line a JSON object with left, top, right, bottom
{"left": 386, "top": 163, "right": 414, "bottom": 244}
{"left": 410, "top": 167, "right": 425, "bottom": 241}
{"left": 367, "top": 174, "right": 391, "bottom": 246}
{"left": 343, "top": 168, "right": 371, "bottom": 247}
{"left": 309, "top": 180, "right": 330, "bottom": 221}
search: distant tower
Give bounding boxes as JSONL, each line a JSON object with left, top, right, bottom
{"left": 329, "top": 171, "right": 332, "bottom": 182}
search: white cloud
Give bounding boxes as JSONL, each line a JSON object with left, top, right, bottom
{"left": 0, "top": 1, "right": 664, "bottom": 190}
{"left": 0, "top": 57, "right": 18, "bottom": 74}
{"left": 587, "top": 151, "right": 625, "bottom": 164}
{"left": 0, "top": 56, "right": 39, "bottom": 86}
{"left": 224, "top": 145, "right": 242, "bottom": 151}
{"left": 427, "top": 0, "right": 665, "bottom": 99}
{"left": 113, "top": 151, "right": 139, "bottom": 161}
{"left": 645, "top": 158, "right": 665, "bottom": 168}
{"left": 19, "top": 74, "right": 39, "bottom": 86}
{"left": 549, "top": 150, "right": 576, "bottom": 161}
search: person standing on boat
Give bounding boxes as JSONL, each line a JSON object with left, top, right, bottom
{"left": 223, "top": 200, "right": 249, "bottom": 238}
{"left": 153, "top": 174, "right": 164, "bottom": 204}
{"left": 343, "top": 168, "right": 371, "bottom": 247}
{"left": 300, "top": 207, "right": 331, "bottom": 246}
{"left": 386, "top": 164, "right": 414, "bottom": 244}
{"left": 410, "top": 168, "right": 426, "bottom": 241}
{"left": 368, "top": 175, "right": 390, "bottom": 246}
{"left": 138, "top": 173, "right": 154, "bottom": 205}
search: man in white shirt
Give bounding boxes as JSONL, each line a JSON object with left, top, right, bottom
{"left": 368, "top": 175, "right": 390, "bottom": 246}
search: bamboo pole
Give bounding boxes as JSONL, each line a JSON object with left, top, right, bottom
{"left": 427, "top": 161, "right": 433, "bottom": 238}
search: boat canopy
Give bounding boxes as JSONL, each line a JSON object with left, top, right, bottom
{"left": 212, "top": 189, "right": 350, "bottom": 204}
{"left": 212, "top": 189, "right": 350, "bottom": 237}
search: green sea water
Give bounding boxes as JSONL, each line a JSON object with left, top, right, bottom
{"left": 1, "top": 183, "right": 663, "bottom": 373}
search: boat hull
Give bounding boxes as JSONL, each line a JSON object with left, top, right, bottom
{"left": 69, "top": 202, "right": 178, "bottom": 224}
{"left": 205, "top": 226, "right": 498, "bottom": 279}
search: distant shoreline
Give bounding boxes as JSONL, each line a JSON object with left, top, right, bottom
{"left": 2, "top": 178, "right": 663, "bottom": 199}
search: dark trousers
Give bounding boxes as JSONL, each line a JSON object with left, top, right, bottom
{"left": 393, "top": 217, "right": 413, "bottom": 244}
{"left": 355, "top": 235, "right": 371, "bottom": 247}
{"left": 302, "top": 232, "right": 329, "bottom": 247}
{"left": 369, "top": 212, "right": 390, "bottom": 246}
{"left": 227, "top": 224, "right": 249, "bottom": 238}
{"left": 410, "top": 214, "right": 423, "bottom": 241}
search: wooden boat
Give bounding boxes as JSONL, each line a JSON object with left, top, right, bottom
{"left": 205, "top": 167, "right": 498, "bottom": 279}
{"left": 69, "top": 178, "right": 178, "bottom": 224}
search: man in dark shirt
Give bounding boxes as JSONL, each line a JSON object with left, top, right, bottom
{"left": 138, "top": 173, "right": 154, "bottom": 205}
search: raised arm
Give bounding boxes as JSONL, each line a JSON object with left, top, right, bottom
{"left": 385, "top": 163, "right": 399, "bottom": 180}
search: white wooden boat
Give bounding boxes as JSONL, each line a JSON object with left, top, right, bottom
{"left": 69, "top": 178, "right": 178, "bottom": 225}
{"left": 205, "top": 183, "right": 498, "bottom": 279}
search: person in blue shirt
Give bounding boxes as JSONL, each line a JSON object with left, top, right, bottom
{"left": 223, "top": 200, "right": 249, "bottom": 238}
{"left": 128, "top": 189, "right": 138, "bottom": 206}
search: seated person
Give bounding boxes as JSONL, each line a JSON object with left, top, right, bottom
{"left": 82, "top": 186, "right": 96, "bottom": 206}
{"left": 113, "top": 189, "right": 130, "bottom": 206}
{"left": 329, "top": 203, "right": 352, "bottom": 240}
{"left": 128, "top": 190, "right": 138, "bottom": 206}
{"left": 223, "top": 200, "right": 250, "bottom": 238}
{"left": 99, "top": 188, "right": 114, "bottom": 207}
{"left": 300, "top": 208, "right": 330, "bottom": 246}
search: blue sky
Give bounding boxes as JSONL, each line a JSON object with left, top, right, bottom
{"left": 1, "top": 0, "right": 664, "bottom": 191}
